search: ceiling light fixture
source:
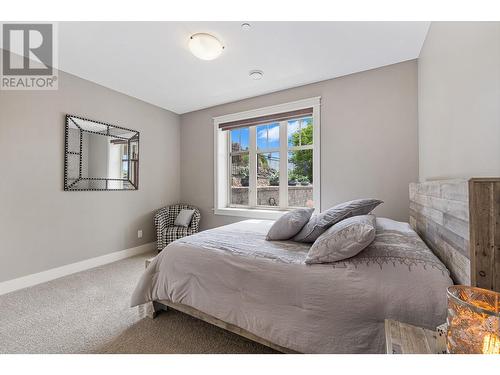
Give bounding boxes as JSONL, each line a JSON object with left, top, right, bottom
{"left": 241, "top": 23, "right": 252, "bottom": 31}
{"left": 188, "top": 33, "right": 224, "bottom": 61}
{"left": 249, "top": 70, "right": 264, "bottom": 80}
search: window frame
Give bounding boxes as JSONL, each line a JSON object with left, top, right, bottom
{"left": 214, "top": 97, "right": 321, "bottom": 220}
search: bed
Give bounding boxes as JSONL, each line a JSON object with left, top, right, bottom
{"left": 131, "top": 216, "right": 453, "bottom": 353}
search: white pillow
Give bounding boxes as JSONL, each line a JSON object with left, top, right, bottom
{"left": 305, "top": 215, "right": 376, "bottom": 264}
{"left": 375, "top": 217, "right": 412, "bottom": 233}
{"left": 174, "top": 209, "right": 195, "bottom": 227}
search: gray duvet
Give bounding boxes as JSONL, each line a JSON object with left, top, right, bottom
{"left": 131, "top": 219, "right": 452, "bottom": 353}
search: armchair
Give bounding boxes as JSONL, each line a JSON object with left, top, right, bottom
{"left": 154, "top": 204, "right": 201, "bottom": 252}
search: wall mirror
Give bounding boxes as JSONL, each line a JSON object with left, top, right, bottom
{"left": 64, "top": 115, "right": 139, "bottom": 191}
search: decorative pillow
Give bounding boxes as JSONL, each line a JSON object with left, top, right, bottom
{"left": 266, "top": 208, "right": 315, "bottom": 241}
{"left": 174, "top": 209, "right": 195, "bottom": 227}
{"left": 305, "top": 215, "right": 376, "bottom": 264}
{"left": 293, "top": 198, "right": 383, "bottom": 243}
{"left": 375, "top": 217, "right": 412, "bottom": 233}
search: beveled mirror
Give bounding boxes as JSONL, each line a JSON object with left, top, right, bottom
{"left": 64, "top": 115, "right": 139, "bottom": 191}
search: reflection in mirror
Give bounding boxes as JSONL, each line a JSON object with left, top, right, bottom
{"left": 64, "top": 115, "right": 140, "bottom": 191}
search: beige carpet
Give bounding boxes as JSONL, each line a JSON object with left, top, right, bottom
{"left": 0, "top": 252, "right": 276, "bottom": 354}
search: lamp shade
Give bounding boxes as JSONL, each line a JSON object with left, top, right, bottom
{"left": 188, "top": 33, "right": 224, "bottom": 61}
{"left": 447, "top": 285, "right": 500, "bottom": 354}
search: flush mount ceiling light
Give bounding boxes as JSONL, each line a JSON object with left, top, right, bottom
{"left": 241, "top": 23, "right": 252, "bottom": 31}
{"left": 188, "top": 33, "right": 224, "bottom": 61}
{"left": 249, "top": 70, "right": 264, "bottom": 80}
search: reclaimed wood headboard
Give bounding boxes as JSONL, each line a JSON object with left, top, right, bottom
{"left": 409, "top": 178, "right": 500, "bottom": 292}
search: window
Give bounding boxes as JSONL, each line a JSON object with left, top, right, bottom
{"left": 214, "top": 97, "right": 320, "bottom": 219}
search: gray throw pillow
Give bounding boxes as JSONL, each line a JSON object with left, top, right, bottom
{"left": 174, "top": 209, "right": 195, "bottom": 227}
{"left": 266, "top": 208, "right": 315, "bottom": 241}
{"left": 305, "top": 215, "right": 376, "bottom": 264}
{"left": 293, "top": 198, "right": 382, "bottom": 243}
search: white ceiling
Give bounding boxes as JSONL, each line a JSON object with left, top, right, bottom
{"left": 58, "top": 22, "right": 430, "bottom": 114}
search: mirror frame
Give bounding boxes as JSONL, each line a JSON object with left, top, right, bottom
{"left": 64, "top": 114, "right": 140, "bottom": 191}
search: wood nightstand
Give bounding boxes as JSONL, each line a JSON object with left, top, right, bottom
{"left": 385, "top": 319, "right": 447, "bottom": 354}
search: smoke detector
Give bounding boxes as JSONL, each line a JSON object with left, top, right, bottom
{"left": 249, "top": 70, "right": 264, "bottom": 80}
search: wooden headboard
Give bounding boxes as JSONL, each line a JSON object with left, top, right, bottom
{"left": 409, "top": 178, "right": 500, "bottom": 292}
{"left": 409, "top": 179, "right": 470, "bottom": 285}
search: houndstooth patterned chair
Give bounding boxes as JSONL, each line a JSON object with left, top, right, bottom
{"left": 154, "top": 204, "right": 201, "bottom": 252}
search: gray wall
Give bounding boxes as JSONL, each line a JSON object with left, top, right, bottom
{"left": 180, "top": 60, "right": 418, "bottom": 230}
{"left": 0, "top": 70, "right": 180, "bottom": 282}
{"left": 418, "top": 22, "right": 500, "bottom": 181}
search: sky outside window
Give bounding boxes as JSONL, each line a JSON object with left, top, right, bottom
{"left": 257, "top": 123, "right": 280, "bottom": 150}
{"left": 230, "top": 128, "right": 249, "bottom": 151}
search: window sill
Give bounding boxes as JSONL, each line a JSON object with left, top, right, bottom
{"left": 214, "top": 207, "right": 286, "bottom": 220}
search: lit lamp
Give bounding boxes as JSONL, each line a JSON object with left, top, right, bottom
{"left": 447, "top": 285, "right": 500, "bottom": 354}
{"left": 188, "top": 33, "right": 224, "bottom": 61}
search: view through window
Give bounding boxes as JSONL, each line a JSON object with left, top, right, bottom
{"left": 229, "top": 116, "right": 313, "bottom": 209}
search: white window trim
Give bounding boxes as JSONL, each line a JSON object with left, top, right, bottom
{"left": 213, "top": 97, "right": 321, "bottom": 220}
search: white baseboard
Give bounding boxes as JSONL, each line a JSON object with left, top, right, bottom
{"left": 0, "top": 242, "right": 155, "bottom": 296}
